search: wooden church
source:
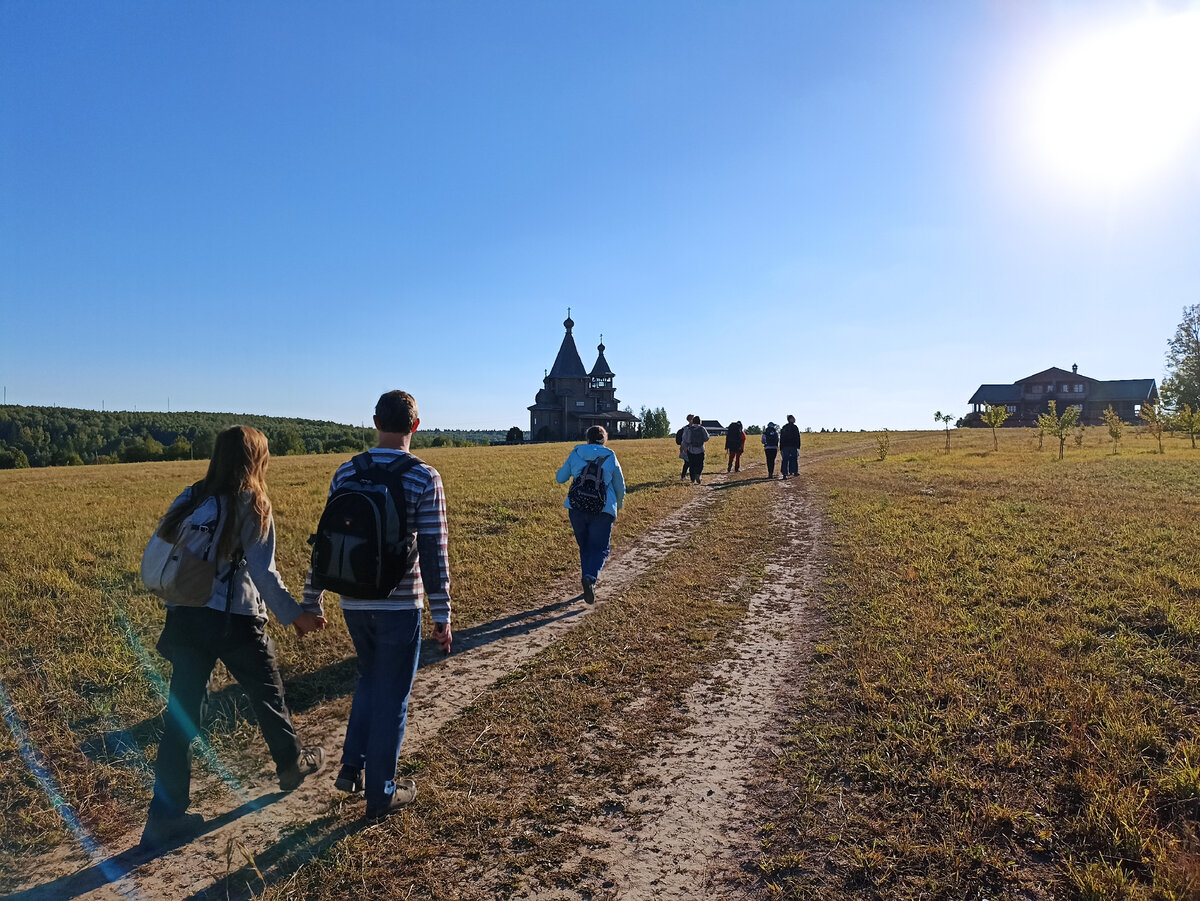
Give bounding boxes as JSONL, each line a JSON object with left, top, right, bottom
{"left": 528, "top": 313, "right": 641, "bottom": 442}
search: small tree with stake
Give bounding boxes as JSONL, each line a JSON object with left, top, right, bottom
{"left": 934, "top": 411, "right": 955, "bottom": 452}
{"left": 1171, "top": 404, "right": 1199, "bottom": 449}
{"left": 981, "top": 404, "right": 1010, "bottom": 451}
{"left": 1102, "top": 405, "right": 1124, "bottom": 454}
{"left": 1038, "top": 401, "right": 1081, "bottom": 461}
{"left": 1139, "top": 401, "right": 1165, "bottom": 454}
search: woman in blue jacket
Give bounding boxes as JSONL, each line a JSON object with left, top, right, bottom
{"left": 556, "top": 426, "right": 626, "bottom": 603}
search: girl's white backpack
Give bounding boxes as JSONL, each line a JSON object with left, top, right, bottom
{"left": 140, "top": 495, "right": 223, "bottom": 606}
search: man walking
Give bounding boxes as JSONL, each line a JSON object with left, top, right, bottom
{"left": 681, "top": 415, "right": 710, "bottom": 484}
{"left": 779, "top": 414, "right": 801, "bottom": 480}
{"left": 304, "top": 390, "right": 453, "bottom": 820}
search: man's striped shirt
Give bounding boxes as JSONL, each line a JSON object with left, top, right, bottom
{"left": 303, "top": 448, "right": 452, "bottom": 622}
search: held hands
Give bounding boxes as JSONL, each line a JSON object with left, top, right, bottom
{"left": 293, "top": 611, "right": 327, "bottom": 637}
{"left": 432, "top": 621, "right": 453, "bottom": 655}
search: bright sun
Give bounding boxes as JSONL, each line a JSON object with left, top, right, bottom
{"left": 1024, "top": 12, "right": 1200, "bottom": 192}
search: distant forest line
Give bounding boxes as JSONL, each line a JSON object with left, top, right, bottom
{"left": 0, "top": 406, "right": 512, "bottom": 469}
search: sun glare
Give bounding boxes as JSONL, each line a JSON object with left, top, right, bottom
{"left": 1023, "top": 12, "right": 1200, "bottom": 192}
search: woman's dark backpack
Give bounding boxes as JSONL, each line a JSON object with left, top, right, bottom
{"left": 568, "top": 457, "right": 607, "bottom": 513}
{"left": 309, "top": 453, "right": 421, "bottom": 599}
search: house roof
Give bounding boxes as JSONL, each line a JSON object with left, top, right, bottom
{"left": 699, "top": 419, "right": 725, "bottom": 430}
{"left": 969, "top": 371, "right": 1158, "bottom": 406}
{"left": 547, "top": 316, "right": 587, "bottom": 379}
{"left": 1016, "top": 366, "right": 1082, "bottom": 384}
{"left": 1088, "top": 379, "right": 1159, "bottom": 403}
{"left": 968, "top": 384, "right": 1022, "bottom": 405}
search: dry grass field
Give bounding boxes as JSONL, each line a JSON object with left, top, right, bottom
{"left": 0, "top": 438, "right": 697, "bottom": 860}
{"left": 3, "top": 428, "right": 1199, "bottom": 900}
{"left": 758, "top": 427, "right": 1200, "bottom": 900}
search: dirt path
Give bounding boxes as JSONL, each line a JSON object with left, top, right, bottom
{"left": 6, "top": 471, "right": 740, "bottom": 901}
{"left": 517, "top": 475, "right": 825, "bottom": 900}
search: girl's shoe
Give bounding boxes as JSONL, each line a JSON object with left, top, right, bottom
{"left": 139, "top": 812, "right": 204, "bottom": 849}
{"left": 365, "top": 778, "right": 417, "bottom": 821}
{"left": 279, "top": 746, "right": 325, "bottom": 791}
{"left": 335, "top": 765, "right": 365, "bottom": 793}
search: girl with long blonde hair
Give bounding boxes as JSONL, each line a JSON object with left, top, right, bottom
{"left": 142, "top": 426, "right": 326, "bottom": 848}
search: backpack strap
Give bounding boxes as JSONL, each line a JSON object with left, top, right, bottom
{"left": 383, "top": 453, "right": 423, "bottom": 477}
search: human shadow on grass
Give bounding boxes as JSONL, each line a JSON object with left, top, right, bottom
{"left": 182, "top": 813, "right": 362, "bottom": 901}
{"left": 82, "top": 597, "right": 586, "bottom": 771}
{"left": 706, "top": 476, "right": 776, "bottom": 492}
{"left": 4, "top": 792, "right": 288, "bottom": 901}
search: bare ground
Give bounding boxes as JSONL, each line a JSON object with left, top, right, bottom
{"left": 7, "top": 456, "right": 833, "bottom": 901}
{"left": 516, "top": 476, "right": 824, "bottom": 900}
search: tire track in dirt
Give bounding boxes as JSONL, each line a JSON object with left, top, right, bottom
{"left": 518, "top": 473, "right": 825, "bottom": 899}
{"left": 6, "top": 471, "right": 742, "bottom": 901}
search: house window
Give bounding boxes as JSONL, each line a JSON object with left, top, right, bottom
{"left": 1074, "top": 384, "right": 1084, "bottom": 392}
{"left": 1046, "top": 384, "right": 1056, "bottom": 392}
{"left": 1032, "top": 385, "right": 1043, "bottom": 394}
{"left": 1071, "top": 404, "right": 1082, "bottom": 412}
{"left": 1006, "top": 405, "right": 1017, "bottom": 413}
{"left": 575, "top": 401, "right": 585, "bottom": 407}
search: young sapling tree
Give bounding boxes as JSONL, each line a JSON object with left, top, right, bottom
{"left": 1037, "top": 400, "right": 1081, "bottom": 461}
{"left": 981, "top": 404, "right": 1010, "bottom": 451}
{"left": 1173, "top": 404, "right": 1198, "bottom": 449}
{"left": 1139, "top": 401, "right": 1165, "bottom": 454}
{"left": 934, "top": 411, "right": 955, "bottom": 452}
{"left": 1102, "top": 405, "right": 1124, "bottom": 453}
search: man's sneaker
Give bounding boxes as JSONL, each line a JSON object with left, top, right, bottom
{"left": 279, "top": 746, "right": 325, "bottom": 791}
{"left": 139, "top": 811, "right": 204, "bottom": 849}
{"left": 334, "top": 764, "right": 365, "bottom": 793}
{"left": 581, "top": 578, "right": 596, "bottom": 605}
{"left": 364, "top": 778, "right": 417, "bottom": 821}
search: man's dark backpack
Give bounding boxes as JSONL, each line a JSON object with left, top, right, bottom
{"left": 568, "top": 456, "right": 607, "bottom": 514}
{"left": 309, "top": 452, "right": 421, "bottom": 599}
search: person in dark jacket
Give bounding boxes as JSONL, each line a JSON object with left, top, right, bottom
{"left": 761, "top": 422, "right": 780, "bottom": 478}
{"left": 779, "top": 415, "right": 801, "bottom": 479}
{"left": 725, "top": 421, "right": 746, "bottom": 472}
{"left": 676, "top": 415, "right": 694, "bottom": 480}
{"left": 680, "top": 416, "right": 710, "bottom": 484}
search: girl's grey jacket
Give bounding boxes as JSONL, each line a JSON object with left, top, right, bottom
{"left": 556, "top": 443, "right": 627, "bottom": 519}
{"left": 163, "top": 486, "right": 311, "bottom": 625}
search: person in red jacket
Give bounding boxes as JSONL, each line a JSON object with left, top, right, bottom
{"left": 725, "top": 421, "right": 746, "bottom": 472}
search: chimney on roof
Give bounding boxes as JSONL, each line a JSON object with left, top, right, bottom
{"left": 1072, "top": 363, "right": 1078, "bottom": 374}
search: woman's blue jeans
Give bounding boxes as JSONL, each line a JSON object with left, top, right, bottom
{"left": 568, "top": 508, "right": 615, "bottom": 582}
{"left": 342, "top": 608, "right": 422, "bottom": 811}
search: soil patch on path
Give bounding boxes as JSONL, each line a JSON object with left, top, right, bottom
{"left": 517, "top": 476, "right": 825, "bottom": 900}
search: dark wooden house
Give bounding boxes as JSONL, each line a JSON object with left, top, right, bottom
{"left": 528, "top": 314, "right": 641, "bottom": 442}
{"left": 968, "top": 365, "right": 1158, "bottom": 427}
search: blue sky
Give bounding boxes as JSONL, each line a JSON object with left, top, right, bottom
{"left": 3, "top": 1, "right": 1198, "bottom": 431}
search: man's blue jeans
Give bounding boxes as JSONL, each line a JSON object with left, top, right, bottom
{"left": 782, "top": 447, "right": 799, "bottom": 476}
{"left": 568, "top": 508, "right": 615, "bottom": 582}
{"left": 342, "top": 608, "right": 422, "bottom": 811}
